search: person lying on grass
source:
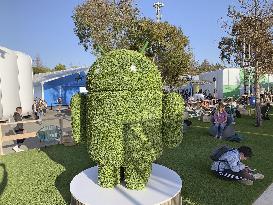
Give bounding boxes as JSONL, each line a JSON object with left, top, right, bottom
{"left": 211, "top": 146, "right": 264, "bottom": 185}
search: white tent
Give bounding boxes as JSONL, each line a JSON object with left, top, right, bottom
{"left": 199, "top": 68, "right": 240, "bottom": 98}
{"left": 0, "top": 46, "right": 33, "bottom": 119}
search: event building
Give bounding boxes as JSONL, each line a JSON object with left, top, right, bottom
{"left": 192, "top": 68, "right": 273, "bottom": 99}
{"left": 33, "top": 67, "right": 89, "bottom": 106}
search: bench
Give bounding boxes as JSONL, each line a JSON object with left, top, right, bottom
{"left": 0, "top": 117, "right": 67, "bottom": 155}
{"left": 0, "top": 119, "right": 41, "bottom": 155}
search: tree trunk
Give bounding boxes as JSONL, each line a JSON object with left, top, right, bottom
{"left": 254, "top": 66, "right": 262, "bottom": 127}
{"left": 243, "top": 69, "right": 247, "bottom": 94}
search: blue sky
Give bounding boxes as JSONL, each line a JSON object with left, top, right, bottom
{"left": 0, "top": 0, "right": 237, "bottom": 69}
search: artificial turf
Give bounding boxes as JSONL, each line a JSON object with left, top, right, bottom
{"left": 0, "top": 115, "right": 272, "bottom": 205}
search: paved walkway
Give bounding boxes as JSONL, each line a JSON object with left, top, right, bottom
{"left": 253, "top": 183, "right": 273, "bottom": 205}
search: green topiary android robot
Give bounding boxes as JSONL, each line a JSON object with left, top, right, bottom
{"left": 71, "top": 49, "right": 184, "bottom": 190}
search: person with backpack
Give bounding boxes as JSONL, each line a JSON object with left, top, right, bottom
{"left": 211, "top": 146, "right": 264, "bottom": 185}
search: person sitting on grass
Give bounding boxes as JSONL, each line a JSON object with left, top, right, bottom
{"left": 213, "top": 102, "right": 227, "bottom": 139}
{"left": 211, "top": 146, "right": 264, "bottom": 185}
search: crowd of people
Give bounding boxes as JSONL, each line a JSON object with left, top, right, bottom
{"left": 179, "top": 88, "right": 271, "bottom": 186}
{"left": 32, "top": 98, "right": 47, "bottom": 120}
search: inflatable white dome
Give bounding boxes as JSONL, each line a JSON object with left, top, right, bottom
{"left": 0, "top": 46, "right": 33, "bottom": 119}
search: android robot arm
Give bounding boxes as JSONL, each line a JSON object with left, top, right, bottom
{"left": 70, "top": 93, "right": 87, "bottom": 144}
{"left": 162, "top": 92, "right": 185, "bottom": 148}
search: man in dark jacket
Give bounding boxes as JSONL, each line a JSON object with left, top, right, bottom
{"left": 12, "top": 107, "right": 25, "bottom": 152}
{"left": 261, "top": 102, "right": 271, "bottom": 120}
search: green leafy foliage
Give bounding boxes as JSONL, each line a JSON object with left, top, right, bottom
{"left": 72, "top": 0, "right": 139, "bottom": 54}
{"left": 70, "top": 93, "right": 87, "bottom": 144}
{"left": 70, "top": 49, "right": 185, "bottom": 189}
{"left": 196, "top": 60, "right": 223, "bottom": 74}
{"left": 86, "top": 49, "right": 164, "bottom": 189}
{"left": 54, "top": 64, "right": 66, "bottom": 71}
{"left": 33, "top": 66, "right": 51, "bottom": 74}
{"left": 87, "top": 49, "right": 162, "bottom": 92}
{"left": 162, "top": 92, "right": 185, "bottom": 148}
{"left": 72, "top": 49, "right": 184, "bottom": 190}
{"left": 219, "top": 0, "right": 273, "bottom": 126}
{"left": 129, "top": 19, "right": 191, "bottom": 86}
{"left": 72, "top": 0, "right": 192, "bottom": 87}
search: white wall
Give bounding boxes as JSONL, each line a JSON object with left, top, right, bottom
{"left": 0, "top": 47, "right": 21, "bottom": 119}
{"left": 0, "top": 46, "right": 33, "bottom": 119}
{"left": 223, "top": 68, "right": 240, "bottom": 86}
{"left": 34, "top": 83, "right": 43, "bottom": 100}
{"left": 199, "top": 70, "right": 224, "bottom": 98}
{"left": 15, "top": 51, "right": 34, "bottom": 115}
{"left": 0, "top": 77, "right": 2, "bottom": 118}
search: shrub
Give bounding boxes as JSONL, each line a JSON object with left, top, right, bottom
{"left": 72, "top": 49, "right": 185, "bottom": 190}
{"left": 70, "top": 93, "right": 87, "bottom": 144}
{"left": 162, "top": 92, "right": 185, "bottom": 148}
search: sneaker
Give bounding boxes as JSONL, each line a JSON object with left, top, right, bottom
{"left": 214, "top": 135, "right": 218, "bottom": 139}
{"left": 253, "top": 173, "right": 264, "bottom": 180}
{"left": 219, "top": 136, "right": 223, "bottom": 139}
{"left": 12, "top": 145, "right": 22, "bottom": 152}
{"left": 240, "top": 179, "right": 253, "bottom": 185}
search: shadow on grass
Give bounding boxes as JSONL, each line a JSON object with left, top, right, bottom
{"left": 40, "top": 144, "right": 95, "bottom": 204}
{"left": 0, "top": 163, "right": 8, "bottom": 196}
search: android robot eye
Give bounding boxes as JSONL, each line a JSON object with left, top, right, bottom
{"left": 130, "top": 64, "right": 137, "bottom": 72}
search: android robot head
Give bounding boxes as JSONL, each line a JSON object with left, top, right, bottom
{"left": 86, "top": 49, "right": 162, "bottom": 92}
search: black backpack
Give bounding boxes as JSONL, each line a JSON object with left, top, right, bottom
{"left": 210, "top": 145, "right": 235, "bottom": 161}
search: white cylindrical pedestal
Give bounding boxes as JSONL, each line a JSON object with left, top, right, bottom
{"left": 70, "top": 163, "right": 182, "bottom": 205}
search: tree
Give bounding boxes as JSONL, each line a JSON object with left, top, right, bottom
{"left": 73, "top": 0, "right": 192, "bottom": 86}
{"left": 72, "top": 0, "right": 139, "bottom": 55}
{"left": 54, "top": 64, "right": 66, "bottom": 71}
{"left": 33, "top": 54, "right": 43, "bottom": 68}
{"left": 219, "top": 0, "right": 273, "bottom": 127}
{"left": 32, "top": 54, "right": 51, "bottom": 74}
{"left": 196, "top": 59, "right": 223, "bottom": 74}
{"left": 128, "top": 19, "right": 191, "bottom": 86}
{"left": 33, "top": 67, "right": 51, "bottom": 75}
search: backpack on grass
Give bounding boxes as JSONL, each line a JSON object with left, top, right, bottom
{"left": 210, "top": 145, "right": 234, "bottom": 161}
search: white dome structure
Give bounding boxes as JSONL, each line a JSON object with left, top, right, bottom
{"left": 0, "top": 47, "right": 21, "bottom": 119}
{"left": 0, "top": 46, "right": 33, "bottom": 119}
{"left": 15, "top": 51, "right": 34, "bottom": 115}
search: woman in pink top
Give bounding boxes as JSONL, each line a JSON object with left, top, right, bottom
{"left": 213, "top": 102, "right": 228, "bottom": 139}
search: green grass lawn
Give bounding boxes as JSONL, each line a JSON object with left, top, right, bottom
{"left": 0, "top": 115, "right": 272, "bottom": 205}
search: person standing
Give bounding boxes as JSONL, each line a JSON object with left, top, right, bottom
{"left": 12, "top": 107, "right": 25, "bottom": 152}
{"left": 57, "top": 97, "right": 62, "bottom": 112}
{"left": 32, "top": 100, "right": 38, "bottom": 119}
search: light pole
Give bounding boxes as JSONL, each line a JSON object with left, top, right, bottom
{"left": 153, "top": 2, "right": 164, "bottom": 23}
{"left": 213, "top": 77, "right": 216, "bottom": 94}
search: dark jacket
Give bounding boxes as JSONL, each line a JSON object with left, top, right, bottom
{"left": 13, "top": 112, "right": 23, "bottom": 131}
